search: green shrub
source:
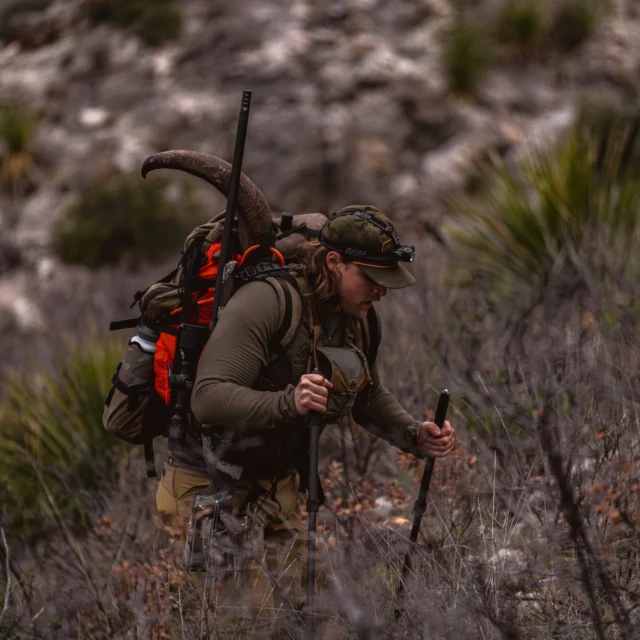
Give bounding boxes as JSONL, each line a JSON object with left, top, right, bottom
{"left": 131, "top": 2, "right": 183, "bottom": 47}
{"left": 85, "top": 0, "right": 182, "bottom": 47}
{"left": 0, "top": 105, "right": 35, "bottom": 156}
{"left": 578, "top": 103, "right": 640, "bottom": 181}
{"left": 0, "top": 105, "right": 36, "bottom": 189}
{"left": 450, "top": 110, "right": 640, "bottom": 290}
{"left": 0, "top": 335, "right": 124, "bottom": 540}
{"left": 550, "top": 0, "right": 598, "bottom": 52}
{"left": 443, "top": 20, "right": 495, "bottom": 94}
{"left": 494, "top": 0, "right": 545, "bottom": 55}
{"left": 52, "top": 172, "right": 202, "bottom": 268}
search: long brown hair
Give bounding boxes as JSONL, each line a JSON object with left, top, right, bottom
{"left": 296, "top": 240, "right": 342, "bottom": 314}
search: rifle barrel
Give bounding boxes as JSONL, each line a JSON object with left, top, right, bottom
{"left": 209, "top": 90, "right": 252, "bottom": 333}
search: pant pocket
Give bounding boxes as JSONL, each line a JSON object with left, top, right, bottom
{"left": 156, "top": 465, "right": 212, "bottom": 520}
{"left": 156, "top": 468, "right": 179, "bottom": 518}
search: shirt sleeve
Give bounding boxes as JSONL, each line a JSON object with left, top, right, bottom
{"left": 351, "top": 310, "right": 425, "bottom": 458}
{"left": 191, "top": 280, "right": 300, "bottom": 430}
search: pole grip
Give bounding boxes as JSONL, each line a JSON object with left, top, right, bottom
{"left": 409, "top": 389, "right": 450, "bottom": 543}
{"left": 433, "top": 389, "right": 450, "bottom": 429}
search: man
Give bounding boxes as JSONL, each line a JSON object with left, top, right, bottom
{"left": 154, "top": 204, "right": 455, "bottom": 613}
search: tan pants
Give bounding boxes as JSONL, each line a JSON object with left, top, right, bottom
{"left": 156, "top": 462, "right": 306, "bottom": 616}
{"left": 156, "top": 463, "right": 212, "bottom": 522}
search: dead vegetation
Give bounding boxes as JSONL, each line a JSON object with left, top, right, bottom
{"left": 1, "top": 112, "right": 640, "bottom": 639}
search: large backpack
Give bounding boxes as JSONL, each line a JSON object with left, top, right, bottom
{"left": 103, "top": 209, "right": 382, "bottom": 477}
{"left": 103, "top": 210, "right": 308, "bottom": 476}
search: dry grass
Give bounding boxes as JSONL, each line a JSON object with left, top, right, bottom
{"left": 1, "top": 234, "right": 638, "bottom": 638}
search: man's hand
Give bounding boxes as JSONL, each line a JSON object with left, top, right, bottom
{"left": 294, "top": 373, "right": 334, "bottom": 416}
{"left": 416, "top": 420, "right": 455, "bottom": 458}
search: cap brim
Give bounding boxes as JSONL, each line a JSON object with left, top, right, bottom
{"left": 356, "top": 262, "right": 416, "bottom": 289}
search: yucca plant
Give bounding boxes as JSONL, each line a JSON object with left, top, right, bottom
{"left": 443, "top": 20, "right": 495, "bottom": 95}
{"left": 450, "top": 111, "right": 640, "bottom": 291}
{"left": 0, "top": 334, "right": 125, "bottom": 540}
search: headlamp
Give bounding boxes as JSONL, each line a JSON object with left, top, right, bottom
{"left": 389, "top": 244, "right": 415, "bottom": 263}
{"left": 319, "top": 209, "right": 416, "bottom": 265}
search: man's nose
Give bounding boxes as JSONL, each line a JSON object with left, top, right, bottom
{"left": 375, "top": 284, "right": 387, "bottom": 298}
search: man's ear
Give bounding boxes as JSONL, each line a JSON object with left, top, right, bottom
{"left": 325, "top": 251, "right": 342, "bottom": 273}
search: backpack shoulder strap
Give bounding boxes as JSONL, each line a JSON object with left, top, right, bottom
{"left": 263, "top": 271, "right": 305, "bottom": 349}
{"left": 362, "top": 305, "right": 381, "bottom": 367}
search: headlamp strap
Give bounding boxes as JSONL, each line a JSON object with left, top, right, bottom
{"left": 330, "top": 210, "right": 401, "bottom": 248}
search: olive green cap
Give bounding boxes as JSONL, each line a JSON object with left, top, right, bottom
{"left": 319, "top": 205, "right": 416, "bottom": 289}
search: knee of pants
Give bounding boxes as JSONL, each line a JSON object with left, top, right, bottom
{"left": 155, "top": 463, "right": 212, "bottom": 521}
{"left": 264, "top": 527, "right": 305, "bottom": 570}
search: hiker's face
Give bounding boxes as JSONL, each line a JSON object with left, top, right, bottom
{"left": 326, "top": 252, "right": 387, "bottom": 319}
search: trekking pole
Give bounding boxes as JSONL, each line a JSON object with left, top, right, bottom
{"left": 394, "top": 389, "right": 450, "bottom": 620}
{"left": 306, "top": 369, "right": 323, "bottom": 614}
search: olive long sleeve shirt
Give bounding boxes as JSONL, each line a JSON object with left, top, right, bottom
{"left": 191, "top": 280, "right": 424, "bottom": 459}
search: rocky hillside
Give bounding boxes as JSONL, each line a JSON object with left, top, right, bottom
{"left": 0, "top": 0, "right": 638, "bottom": 373}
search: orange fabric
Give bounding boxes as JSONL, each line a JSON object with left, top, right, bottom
{"left": 154, "top": 332, "right": 177, "bottom": 404}
{"left": 153, "top": 243, "right": 242, "bottom": 405}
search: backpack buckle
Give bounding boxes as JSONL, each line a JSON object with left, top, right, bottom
{"left": 255, "top": 262, "right": 274, "bottom": 274}
{"left": 239, "top": 266, "right": 257, "bottom": 281}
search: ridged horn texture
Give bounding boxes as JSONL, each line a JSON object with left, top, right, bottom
{"left": 141, "top": 150, "right": 272, "bottom": 247}
{"left": 274, "top": 212, "right": 328, "bottom": 259}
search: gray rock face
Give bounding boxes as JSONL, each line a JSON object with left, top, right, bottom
{"left": 0, "top": 0, "right": 637, "bottom": 349}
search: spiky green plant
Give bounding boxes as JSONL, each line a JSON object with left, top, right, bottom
{"left": 443, "top": 20, "right": 495, "bottom": 95}
{"left": 0, "top": 106, "right": 35, "bottom": 156}
{"left": 0, "top": 335, "right": 125, "bottom": 539}
{"left": 52, "top": 172, "right": 202, "bottom": 268}
{"left": 450, "top": 112, "right": 640, "bottom": 290}
{"left": 0, "top": 105, "right": 36, "bottom": 189}
{"left": 494, "top": 0, "right": 545, "bottom": 55}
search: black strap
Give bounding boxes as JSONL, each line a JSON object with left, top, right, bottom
{"left": 278, "top": 223, "right": 321, "bottom": 240}
{"left": 194, "top": 277, "right": 217, "bottom": 288}
{"left": 104, "top": 375, "right": 118, "bottom": 407}
{"left": 364, "top": 305, "right": 380, "bottom": 367}
{"left": 180, "top": 248, "right": 201, "bottom": 325}
{"left": 110, "top": 317, "right": 140, "bottom": 331}
{"left": 236, "top": 262, "right": 294, "bottom": 282}
{"left": 270, "top": 275, "right": 295, "bottom": 347}
{"left": 330, "top": 210, "right": 400, "bottom": 245}
{"left": 109, "top": 317, "right": 179, "bottom": 335}
{"left": 144, "top": 439, "right": 157, "bottom": 478}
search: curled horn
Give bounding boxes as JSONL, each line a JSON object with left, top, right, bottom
{"left": 141, "top": 150, "right": 272, "bottom": 248}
